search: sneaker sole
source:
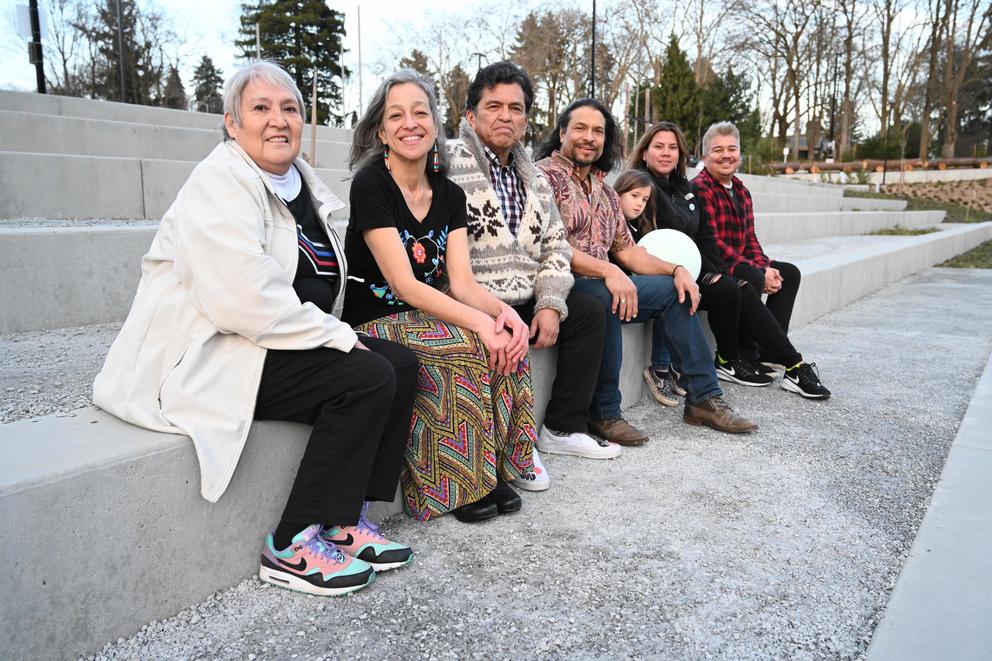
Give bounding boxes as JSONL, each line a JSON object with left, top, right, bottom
{"left": 512, "top": 477, "right": 551, "bottom": 492}
{"left": 715, "top": 370, "right": 774, "bottom": 387}
{"left": 642, "top": 369, "right": 679, "bottom": 406}
{"left": 535, "top": 438, "right": 621, "bottom": 460}
{"left": 259, "top": 565, "right": 375, "bottom": 596}
{"left": 368, "top": 556, "right": 414, "bottom": 572}
{"left": 683, "top": 414, "right": 758, "bottom": 433}
{"left": 780, "top": 378, "right": 831, "bottom": 399}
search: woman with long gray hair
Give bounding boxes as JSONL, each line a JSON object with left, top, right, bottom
{"left": 342, "top": 69, "right": 539, "bottom": 524}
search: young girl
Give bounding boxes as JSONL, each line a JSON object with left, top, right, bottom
{"left": 613, "top": 169, "right": 684, "bottom": 407}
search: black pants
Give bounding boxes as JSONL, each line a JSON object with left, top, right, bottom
{"left": 700, "top": 275, "right": 802, "bottom": 367}
{"left": 733, "top": 260, "right": 801, "bottom": 364}
{"left": 254, "top": 337, "right": 419, "bottom": 527}
{"left": 512, "top": 291, "right": 605, "bottom": 433}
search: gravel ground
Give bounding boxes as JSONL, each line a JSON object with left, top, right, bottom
{"left": 4, "top": 268, "right": 990, "bottom": 660}
{"left": 0, "top": 323, "right": 120, "bottom": 422}
{"left": 0, "top": 217, "right": 157, "bottom": 229}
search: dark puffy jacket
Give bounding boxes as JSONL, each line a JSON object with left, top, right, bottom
{"left": 632, "top": 168, "right": 728, "bottom": 279}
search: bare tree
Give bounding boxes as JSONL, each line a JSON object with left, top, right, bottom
{"left": 938, "top": 0, "right": 989, "bottom": 157}
{"left": 918, "top": 0, "right": 950, "bottom": 159}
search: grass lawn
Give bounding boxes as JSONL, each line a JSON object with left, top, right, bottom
{"left": 844, "top": 189, "right": 979, "bottom": 222}
{"left": 940, "top": 240, "right": 992, "bottom": 268}
{"left": 869, "top": 227, "right": 939, "bottom": 236}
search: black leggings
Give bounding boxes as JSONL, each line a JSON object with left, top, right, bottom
{"left": 700, "top": 274, "right": 801, "bottom": 367}
{"left": 255, "top": 337, "right": 419, "bottom": 527}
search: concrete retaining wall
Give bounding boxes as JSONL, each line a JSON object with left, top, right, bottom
{"left": 788, "top": 168, "right": 992, "bottom": 185}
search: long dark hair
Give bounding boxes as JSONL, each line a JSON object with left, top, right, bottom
{"left": 627, "top": 121, "right": 690, "bottom": 180}
{"left": 534, "top": 98, "right": 623, "bottom": 173}
{"left": 614, "top": 169, "right": 657, "bottom": 237}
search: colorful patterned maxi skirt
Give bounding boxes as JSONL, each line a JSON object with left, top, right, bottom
{"left": 356, "top": 309, "right": 537, "bottom": 521}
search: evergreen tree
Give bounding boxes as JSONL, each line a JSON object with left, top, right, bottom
{"left": 698, "top": 66, "right": 755, "bottom": 150}
{"left": 79, "top": 0, "right": 166, "bottom": 105}
{"left": 653, "top": 34, "right": 699, "bottom": 140}
{"left": 192, "top": 55, "right": 224, "bottom": 113}
{"left": 236, "top": 0, "right": 348, "bottom": 126}
{"left": 399, "top": 49, "right": 432, "bottom": 79}
{"left": 441, "top": 64, "right": 470, "bottom": 137}
{"left": 162, "top": 65, "right": 186, "bottom": 109}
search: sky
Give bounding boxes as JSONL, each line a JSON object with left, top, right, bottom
{"left": 0, "top": 0, "right": 533, "bottom": 118}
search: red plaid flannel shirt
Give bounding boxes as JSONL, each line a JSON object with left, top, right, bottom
{"left": 691, "top": 167, "right": 770, "bottom": 271}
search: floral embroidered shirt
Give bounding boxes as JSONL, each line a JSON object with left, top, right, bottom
{"left": 342, "top": 159, "right": 467, "bottom": 326}
{"left": 535, "top": 150, "right": 635, "bottom": 263}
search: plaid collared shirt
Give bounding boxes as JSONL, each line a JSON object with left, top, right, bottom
{"left": 482, "top": 144, "right": 527, "bottom": 237}
{"left": 691, "top": 167, "right": 770, "bottom": 270}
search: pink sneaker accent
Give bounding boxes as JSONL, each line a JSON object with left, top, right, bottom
{"left": 321, "top": 504, "right": 413, "bottom": 572}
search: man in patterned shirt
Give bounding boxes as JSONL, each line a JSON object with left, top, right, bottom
{"left": 693, "top": 121, "right": 830, "bottom": 399}
{"left": 535, "top": 99, "right": 757, "bottom": 438}
{"left": 448, "top": 61, "right": 622, "bottom": 486}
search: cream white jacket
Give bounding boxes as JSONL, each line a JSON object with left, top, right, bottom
{"left": 93, "top": 140, "right": 358, "bottom": 502}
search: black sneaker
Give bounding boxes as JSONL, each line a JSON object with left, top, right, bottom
{"left": 781, "top": 362, "right": 831, "bottom": 399}
{"left": 715, "top": 356, "right": 774, "bottom": 387}
{"left": 753, "top": 360, "right": 779, "bottom": 375}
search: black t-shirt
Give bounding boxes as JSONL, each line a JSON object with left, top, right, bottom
{"left": 342, "top": 160, "right": 468, "bottom": 326}
{"left": 285, "top": 178, "right": 340, "bottom": 314}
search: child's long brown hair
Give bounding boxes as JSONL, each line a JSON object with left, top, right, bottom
{"left": 614, "top": 169, "right": 657, "bottom": 237}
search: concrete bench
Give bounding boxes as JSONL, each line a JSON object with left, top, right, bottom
{"left": 0, "top": 325, "right": 653, "bottom": 660}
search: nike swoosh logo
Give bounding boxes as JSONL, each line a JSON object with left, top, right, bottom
{"left": 277, "top": 557, "right": 307, "bottom": 571}
{"left": 327, "top": 533, "right": 355, "bottom": 546}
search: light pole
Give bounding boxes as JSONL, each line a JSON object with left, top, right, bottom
{"left": 590, "top": 0, "right": 597, "bottom": 98}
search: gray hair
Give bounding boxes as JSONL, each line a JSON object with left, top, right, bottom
{"left": 701, "top": 121, "right": 741, "bottom": 155}
{"left": 222, "top": 60, "right": 305, "bottom": 139}
{"left": 349, "top": 68, "right": 448, "bottom": 174}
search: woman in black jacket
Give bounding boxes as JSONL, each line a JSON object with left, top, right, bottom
{"left": 623, "top": 121, "right": 803, "bottom": 390}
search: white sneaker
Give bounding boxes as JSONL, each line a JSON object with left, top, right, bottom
{"left": 535, "top": 426, "right": 622, "bottom": 460}
{"left": 512, "top": 448, "right": 551, "bottom": 492}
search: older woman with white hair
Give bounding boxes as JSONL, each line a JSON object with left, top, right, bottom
{"left": 93, "top": 60, "right": 416, "bottom": 597}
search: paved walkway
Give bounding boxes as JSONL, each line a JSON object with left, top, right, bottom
{"left": 83, "top": 268, "right": 992, "bottom": 660}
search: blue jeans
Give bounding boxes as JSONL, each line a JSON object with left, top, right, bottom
{"left": 571, "top": 275, "right": 722, "bottom": 418}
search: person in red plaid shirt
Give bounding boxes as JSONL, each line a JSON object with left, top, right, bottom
{"left": 692, "top": 121, "right": 830, "bottom": 399}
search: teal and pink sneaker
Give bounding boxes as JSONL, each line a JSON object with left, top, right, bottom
{"left": 321, "top": 503, "right": 414, "bottom": 572}
{"left": 259, "top": 524, "right": 375, "bottom": 596}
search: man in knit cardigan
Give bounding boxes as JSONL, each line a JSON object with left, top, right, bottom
{"left": 448, "top": 62, "right": 627, "bottom": 488}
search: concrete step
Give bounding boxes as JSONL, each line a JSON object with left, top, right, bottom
{"left": 0, "top": 151, "right": 352, "bottom": 220}
{"left": 0, "top": 109, "right": 351, "bottom": 166}
{"left": 769, "top": 222, "right": 992, "bottom": 327}
{"left": 0, "top": 89, "right": 352, "bottom": 142}
{"left": 3, "top": 222, "right": 990, "bottom": 658}
{"left": 755, "top": 209, "right": 943, "bottom": 244}
{"left": 1, "top": 207, "right": 947, "bottom": 334}
{"left": 751, "top": 192, "right": 907, "bottom": 213}
{"left": 737, "top": 172, "right": 844, "bottom": 197}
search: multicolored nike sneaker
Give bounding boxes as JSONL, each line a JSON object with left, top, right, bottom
{"left": 321, "top": 503, "right": 414, "bottom": 572}
{"left": 259, "top": 524, "right": 375, "bottom": 596}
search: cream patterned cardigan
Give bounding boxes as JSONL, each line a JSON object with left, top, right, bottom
{"left": 447, "top": 119, "right": 574, "bottom": 319}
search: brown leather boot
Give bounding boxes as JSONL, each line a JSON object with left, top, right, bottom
{"left": 588, "top": 417, "right": 650, "bottom": 446}
{"left": 683, "top": 396, "right": 758, "bottom": 434}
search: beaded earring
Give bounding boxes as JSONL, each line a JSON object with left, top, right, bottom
{"left": 431, "top": 141, "right": 440, "bottom": 173}
{"left": 383, "top": 145, "right": 390, "bottom": 172}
